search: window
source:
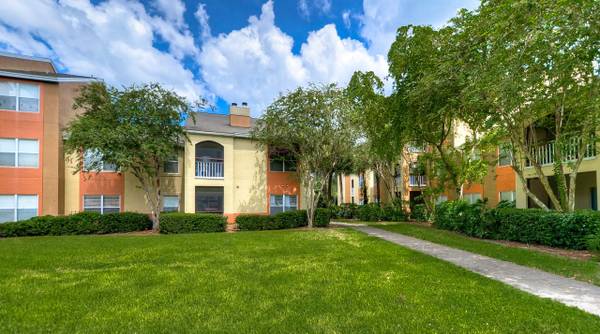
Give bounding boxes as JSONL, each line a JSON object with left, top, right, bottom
{"left": 163, "top": 158, "right": 179, "bottom": 174}
{"left": 436, "top": 195, "right": 448, "bottom": 205}
{"left": 83, "top": 195, "right": 120, "bottom": 214}
{"left": 498, "top": 144, "right": 513, "bottom": 166}
{"left": 499, "top": 191, "right": 516, "bottom": 202}
{"left": 0, "top": 195, "right": 38, "bottom": 223}
{"left": 269, "top": 149, "right": 296, "bottom": 172}
{"left": 83, "top": 150, "right": 117, "bottom": 172}
{"left": 464, "top": 193, "right": 482, "bottom": 204}
{"left": 0, "top": 138, "right": 39, "bottom": 167}
{"left": 0, "top": 82, "right": 39, "bottom": 112}
{"left": 195, "top": 186, "right": 223, "bottom": 213}
{"left": 270, "top": 194, "right": 297, "bottom": 215}
{"left": 162, "top": 195, "right": 179, "bottom": 212}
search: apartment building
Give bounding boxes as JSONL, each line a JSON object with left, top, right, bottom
{"left": 1, "top": 53, "right": 302, "bottom": 224}
{"left": 0, "top": 52, "right": 96, "bottom": 223}
{"left": 337, "top": 123, "right": 518, "bottom": 210}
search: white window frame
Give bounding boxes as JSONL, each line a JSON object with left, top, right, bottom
{"left": 269, "top": 194, "right": 298, "bottom": 215}
{"left": 465, "top": 193, "right": 482, "bottom": 204}
{"left": 163, "top": 158, "right": 179, "bottom": 174}
{"left": 498, "top": 145, "right": 513, "bottom": 166}
{"left": 499, "top": 191, "right": 516, "bottom": 202}
{"left": 0, "top": 82, "right": 40, "bottom": 113}
{"left": 83, "top": 195, "right": 121, "bottom": 214}
{"left": 162, "top": 195, "right": 180, "bottom": 212}
{"left": 83, "top": 150, "right": 117, "bottom": 172}
{"left": 0, "top": 138, "right": 39, "bottom": 168}
{"left": 0, "top": 194, "right": 38, "bottom": 223}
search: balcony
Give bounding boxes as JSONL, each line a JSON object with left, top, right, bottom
{"left": 526, "top": 137, "right": 596, "bottom": 167}
{"left": 195, "top": 158, "right": 224, "bottom": 179}
{"left": 409, "top": 175, "right": 427, "bottom": 187}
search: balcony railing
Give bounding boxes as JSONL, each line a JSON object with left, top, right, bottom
{"left": 409, "top": 175, "right": 427, "bottom": 187}
{"left": 526, "top": 137, "right": 596, "bottom": 167}
{"left": 195, "top": 158, "right": 224, "bottom": 178}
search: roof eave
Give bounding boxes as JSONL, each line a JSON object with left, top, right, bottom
{"left": 0, "top": 70, "right": 98, "bottom": 83}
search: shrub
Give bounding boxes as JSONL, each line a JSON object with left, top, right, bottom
{"left": 159, "top": 213, "right": 226, "bottom": 234}
{"left": 356, "top": 203, "right": 383, "bottom": 222}
{"left": 381, "top": 204, "right": 406, "bottom": 222}
{"left": 236, "top": 214, "right": 271, "bottom": 231}
{"left": 271, "top": 210, "right": 307, "bottom": 229}
{"left": 433, "top": 201, "right": 600, "bottom": 250}
{"left": 330, "top": 204, "right": 358, "bottom": 219}
{"left": 0, "top": 212, "right": 152, "bottom": 238}
{"left": 411, "top": 204, "right": 428, "bottom": 221}
{"left": 313, "top": 208, "right": 331, "bottom": 227}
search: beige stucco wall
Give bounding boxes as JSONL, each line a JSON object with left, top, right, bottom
{"left": 183, "top": 133, "right": 267, "bottom": 215}
{"left": 63, "top": 153, "right": 80, "bottom": 214}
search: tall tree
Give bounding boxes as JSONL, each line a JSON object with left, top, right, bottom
{"left": 252, "top": 84, "right": 357, "bottom": 227}
{"left": 64, "top": 82, "right": 198, "bottom": 230}
{"left": 454, "top": 0, "right": 600, "bottom": 211}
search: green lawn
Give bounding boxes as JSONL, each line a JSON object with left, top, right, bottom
{"left": 1, "top": 229, "right": 599, "bottom": 333}
{"left": 372, "top": 222, "right": 600, "bottom": 286}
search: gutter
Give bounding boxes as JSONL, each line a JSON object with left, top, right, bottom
{"left": 0, "top": 70, "right": 98, "bottom": 83}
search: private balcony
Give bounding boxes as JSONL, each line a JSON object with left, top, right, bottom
{"left": 195, "top": 158, "right": 224, "bottom": 179}
{"left": 526, "top": 137, "right": 596, "bottom": 167}
{"left": 409, "top": 175, "right": 427, "bottom": 187}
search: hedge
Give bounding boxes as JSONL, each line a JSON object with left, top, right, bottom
{"left": 159, "top": 213, "right": 227, "bottom": 234}
{"left": 329, "top": 203, "right": 406, "bottom": 222}
{"left": 434, "top": 200, "right": 600, "bottom": 251}
{"left": 0, "top": 212, "right": 152, "bottom": 238}
{"left": 236, "top": 209, "right": 330, "bottom": 231}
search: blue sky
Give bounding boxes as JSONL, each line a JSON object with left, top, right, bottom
{"left": 0, "top": 0, "right": 479, "bottom": 115}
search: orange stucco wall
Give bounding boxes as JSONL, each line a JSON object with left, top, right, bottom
{"left": 79, "top": 172, "right": 125, "bottom": 211}
{"left": 0, "top": 79, "right": 45, "bottom": 215}
{"left": 266, "top": 150, "right": 300, "bottom": 214}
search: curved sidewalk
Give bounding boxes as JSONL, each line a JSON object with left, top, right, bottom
{"left": 334, "top": 222, "right": 600, "bottom": 317}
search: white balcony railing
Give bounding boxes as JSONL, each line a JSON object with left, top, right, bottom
{"left": 526, "top": 137, "right": 596, "bottom": 167}
{"left": 195, "top": 158, "right": 224, "bottom": 178}
{"left": 409, "top": 175, "right": 427, "bottom": 187}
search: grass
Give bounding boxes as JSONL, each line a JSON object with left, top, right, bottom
{"left": 372, "top": 222, "right": 600, "bottom": 286}
{"left": 0, "top": 229, "right": 599, "bottom": 333}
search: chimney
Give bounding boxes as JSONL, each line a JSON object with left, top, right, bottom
{"left": 229, "top": 102, "right": 251, "bottom": 128}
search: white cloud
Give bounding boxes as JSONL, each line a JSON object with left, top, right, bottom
{"left": 359, "top": 0, "right": 479, "bottom": 55}
{"left": 198, "top": 0, "right": 387, "bottom": 115}
{"left": 342, "top": 10, "right": 352, "bottom": 29}
{"left": 195, "top": 3, "right": 212, "bottom": 41}
{"left": 152, "top": 0, "right": 186, "bottom": 28}
{"left": 297, "top": 0, "right": 331, "bottom": 19}
{"left": 0, "top": 0, "right": 204, "bottom": 101}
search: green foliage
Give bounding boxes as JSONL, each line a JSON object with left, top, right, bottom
{"left": 235, "top": 210, "right": 320, "bottom": 231}
{"left": 235, "top": 214, "right": 272, "bottom": 231}
{"left": 252, "top": 84, "right": 358, "bottom": 227}
{"left": 64, "top": 82, "right": 200, "bottom": 229}
{"left": 496, "top": 200, "right": 516, "bottom": 209}
{"left": 0, "top": 212, "right": 151, "bottom": 237}
{"left": 330, "top": 203, "right": 406, "bottom": 222}
{"left": 329, "top": 203, "right": 359, "bottom": 219}
{"left": 434, "top": 201, "right": 600, "bottom": 250}
{"left": 410, "top": 204, "right": 429, "bottom": 222}
{"left": 159, "top": 213, "right": 226, "bottom": 234}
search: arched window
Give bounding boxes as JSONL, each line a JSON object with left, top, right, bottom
{"left": 195, "top": 141, "right": 224, "bottom": 178}
{"left": 196, "top": 141, "right": 224, "bottom": 160}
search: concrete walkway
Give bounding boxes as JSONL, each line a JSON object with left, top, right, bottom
{"left": 333, "top": 222, "right": 600, "bottom": 317}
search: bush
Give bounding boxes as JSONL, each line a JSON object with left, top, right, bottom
{"left": 330, "top": 204, "right": 358, "bottom": 219}
{"left": 159, "top": 213, "right": 226, "bottom": 234}
{"left": 356, "top": 203, "right": 383, "bottom": 222}
{"left": 236, "top": 214, "right": 271, "bottom": 231}
{"left": 381, "top": 204, "right": 406, "bottom": 222}
{"left": 411, "top": 204, "right": 428, "bottom": 221}
{"left": 313, "top": 208, "right": 331, "bottom": 227}
{"left": 434, "top": 201, "right": 600, "bottom": 250}
{"left": 0, "top": 212, "right": 152, "bottom": 238}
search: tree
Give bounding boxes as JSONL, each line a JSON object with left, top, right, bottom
{"left": 347, "top": 71, "right": 404, "bottom": 204}
{"left": 252, "top": 84, "right": 357, "bottom": 227}
{"left": 64, "top": 82, "right": 198, "bottom": 230}
{"left": 454, "top": 0, "right": 600, "bottom": 211}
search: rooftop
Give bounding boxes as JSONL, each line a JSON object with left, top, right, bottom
{"left": 185, "top": 112, "right": 256, "bottom": 138}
